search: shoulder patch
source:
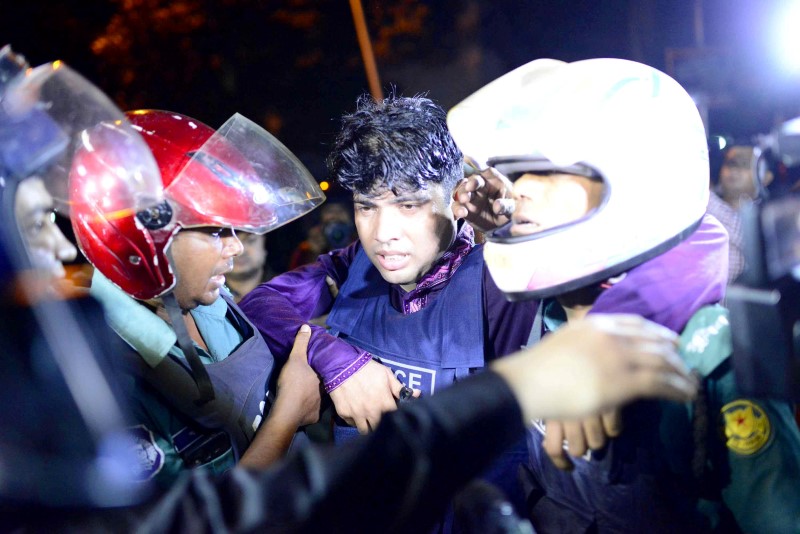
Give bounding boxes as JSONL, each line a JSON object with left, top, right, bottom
{"left": 680, "top": 306, "right": 731, "bottom": 376}
{"left": 721, "top": 400, "right": 771, "bottom": 455}
{"left": 128, "top": 425, "right": 165, "bottom": 480}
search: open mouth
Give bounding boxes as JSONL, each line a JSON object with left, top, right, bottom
{"left": 209, "top": 264, "right": 233, "bottom": 287}
{"left": 376, "top": 252, "right": 410, "bottom": 271}
{"left": 510, "top": 216, "right": 541, "bottom": 235}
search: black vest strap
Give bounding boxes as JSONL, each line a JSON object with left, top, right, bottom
{"left": 163, "top": 292, "right": 216, "bottom": 404}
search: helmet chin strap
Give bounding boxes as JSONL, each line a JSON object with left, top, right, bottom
{"left": 162, "top": 291, "right": 215, "bottom": 404}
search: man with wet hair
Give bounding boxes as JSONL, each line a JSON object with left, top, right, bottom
{"left": 241, "top": 94, "right": 538, "bottom": 512}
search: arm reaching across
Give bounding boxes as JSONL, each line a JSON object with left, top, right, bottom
{"left": 493, "top": 313, "right": 696, "bottom": 423}
{"left": 239, "top": 325, "right": 322, "bottom": 469}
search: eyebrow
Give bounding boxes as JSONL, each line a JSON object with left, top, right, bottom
{"left": 353, "top": 192, "right": 431, "bottom": 206}
{"left": 392, "top": 193, "right": 430, "bottom": 203}
{"left": 352, "top": 196, "right": 376, "bottom": 207}
{"left": 20, "top": 205, "right": 54, "bottom": 221}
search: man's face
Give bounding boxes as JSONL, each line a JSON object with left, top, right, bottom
{"left": 320, "top": 203, "right": 352, "bottom": 226}
{"left": 230, "top": 232, "right": 266, "bottom": 279}
{"left": 353, "top": 183, "right": 457, "bottom": 291}
{"left": 718, "top": 146, "right": 756, "bottom": 198}
{"left": 169, "top": 227, "right": 244, "bottom": 309}
{"left": 510, "top": 173, "right": 604, "bottom": 237}
{"left": 14, "top": 177, "right": 78, "bottom": 278}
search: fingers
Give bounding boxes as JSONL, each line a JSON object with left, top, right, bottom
{"left": 453, "top": 177, "right": 482, "bottom": 219}
{"left": 289, "top": 324, "right": 312, "bottom": 361}
{"left": 355, "top": 417, "right": 370, "bottom": 435}
{"left": 493, "top": 197, "right": 516, "bottom": 217}
{"left": 453, "top": 176, "right": 486, "bottom": 206}
{"left": 355, "top": 364, "right": 404, "bottom": 434}
{"left": 553, "top": 414, "right": 618, "bottom": 460}
{"left": 324, "top": 275, "right": 339, "bottom": 299}
{"left": 452, "top": 168, "right": 515, "bottom": 232}
{"left": 601, "top": 409, "right": 623, "bottom": 438}
{"left": 289, "top": 324, "right": 311, "bottom": 365}
{"left": 588, "top": 315, "right": 698, "bottom": 404}
{"left": 580, "top": 417, "right": 607, "bottom": 451}
{"left": 636, "top": 370, "right": 699, "bottom": 403}
{"left": 588, "top": 313, "right": 678, "bottom": 342}
{"left": 465, "top": 174, "right": 486, "bottom": 192}
{"left": 463, "top": 155, "right": 483, "bottom": 176}
{"left": 563, "top": 420, "right": 588, "bottom": 457}
{"left": 361, "top": 403, "right": 391, "bottom": 435}
{"left": 543, "top": 421, "right": 573, "bottom": 470}
{"left": 587, "top": 314, "right": 688, "bottom": 374}
{"left": 338, "top": 413, "right": 356, "bottom": 427}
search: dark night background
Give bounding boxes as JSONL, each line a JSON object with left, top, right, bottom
{"left": 4, "top": 0, "right": 799, "bottom": 270}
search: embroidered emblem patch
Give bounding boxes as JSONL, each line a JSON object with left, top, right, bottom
{"left": 128, "top": 425, "right": 165, "bottom": 480}
{"left": 721, "top": 400, "right": 771, "bottom": 455}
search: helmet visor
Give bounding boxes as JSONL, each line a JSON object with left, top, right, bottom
{"left": 167, "top": 113, "right": 325, "bottom": 233}
{"left": 488, "top": 157, "right": 607, "bottom": 242}
{"left": 3, "top": 61, "right": 163, "bottom": 216}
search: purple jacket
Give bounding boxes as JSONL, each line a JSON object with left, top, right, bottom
{"left": 239, "top": 224, "right": 537, "bottom": 392}
{"left": 591, "top": 214, "right": 729, "bottom": 332}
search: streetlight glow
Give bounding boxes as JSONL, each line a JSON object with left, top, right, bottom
{"left": 774, "top": 1, "right": 800, "bottom": 75}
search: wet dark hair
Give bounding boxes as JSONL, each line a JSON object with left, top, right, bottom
{"left": 327, "top": 94, "right": 463, "bottom": 196}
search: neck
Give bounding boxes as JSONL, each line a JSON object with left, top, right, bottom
{"left": 152, "top": 298, "right": 207, "bottom": 349}
{"left": 227, "top": 271, "right": 264, "bottom": 300}
{"left": 227, "top": 266, "right": 263, "bottom": 283}
{"left": 721, "top": 190, "right": 754, "bottom": 209}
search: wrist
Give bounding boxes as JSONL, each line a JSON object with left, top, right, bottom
{"left": 323, "top": 352, "right": 372, "bottom": 393}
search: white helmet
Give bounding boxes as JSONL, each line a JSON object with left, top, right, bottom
{"left": 447, "top": 58, "right": 710, "bottom": 300}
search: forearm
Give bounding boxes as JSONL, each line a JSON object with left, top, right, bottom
{"left": 238, "top": 409, "right": 302, "bottom": 470}
{"left": 239, "top": 245, "right": 370, "bottom": 390}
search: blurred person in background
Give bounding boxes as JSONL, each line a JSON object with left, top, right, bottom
{"left": 13, "top": 176, "right": 77, "bottom": 281}
{"left": 287, "top": 200, "right": 356, "bottom": 270}
{"left": 227, "top": 231, "right": 277, "bottom": 302}
{"left": 707, "top": 143, "right": 773, "bottom": 283}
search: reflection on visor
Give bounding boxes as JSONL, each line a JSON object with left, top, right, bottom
{"left": 187, "top": 150, "right": 265, "bottom": 199}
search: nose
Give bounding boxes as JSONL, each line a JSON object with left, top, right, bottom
{"left": 44, "top": 222, "right": 78, "bottom": 263}
{"left": 222, "top": 233, "right": 245, "bottom": 258}
{"left": 56, "top": 236, "right": 78, "bottom": 263}
{"left": 373, "top": 208, "right": 402, "bottom": 244}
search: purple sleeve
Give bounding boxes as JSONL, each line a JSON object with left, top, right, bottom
{"left": 482, "top": 264, "right": 539, "bottom": 359}
{"left": 239, "top": 242, "right": 372, "bottom": 392}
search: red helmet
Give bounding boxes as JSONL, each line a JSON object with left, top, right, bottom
{"left": 70, "top": 110, "right": 324, "bottom": 300}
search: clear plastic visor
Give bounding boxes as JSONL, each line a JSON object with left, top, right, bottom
{"left": 167, "top": 113, "right": 325, "bottom": 234}
{"left": 2, "top": 62, "right": 163, "bottom": 218}
{"left": 487, "top": 157, "right": 608, "bottom": 243}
